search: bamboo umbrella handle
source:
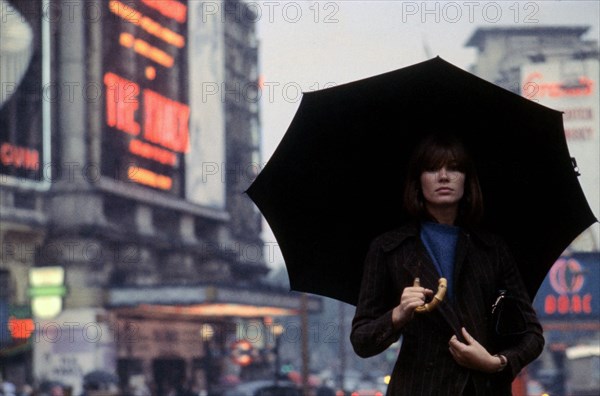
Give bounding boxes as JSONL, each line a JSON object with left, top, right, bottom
{"left": 413, "top": 277, "right": 447, "bottom": 313}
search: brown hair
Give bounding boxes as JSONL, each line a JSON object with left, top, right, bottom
{"left": 403, "top": 134, "right": 483, "bottom": 227}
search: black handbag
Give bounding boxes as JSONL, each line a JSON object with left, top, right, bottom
{"left": 491, "top": 290, "right": 528, "bottom": 337}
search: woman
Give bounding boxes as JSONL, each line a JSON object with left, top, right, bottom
{"left": 350, "top": 134, "right": 544, "bottom": 396}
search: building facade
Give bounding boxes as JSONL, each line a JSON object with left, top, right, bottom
{"left": 466, "top": 25, "right": 599, "bottom": 252}
{"left": 466, "top": 26, "right": 599, "bottom": 396}
{"left": 0, "top": 1, "right": 318, "bottom": 393}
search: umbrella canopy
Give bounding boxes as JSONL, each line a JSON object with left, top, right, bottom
{"left": 247, "top": 57, "right": 596, "bottom": 305}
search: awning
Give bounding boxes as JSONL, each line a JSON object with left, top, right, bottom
{"left": 107, "top": 284, "right": 322, "bottom": 317}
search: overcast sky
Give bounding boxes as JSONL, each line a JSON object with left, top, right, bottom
{"left": 254, "top": 0, "right": 600, "bottom": 268}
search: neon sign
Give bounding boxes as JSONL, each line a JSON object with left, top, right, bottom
{"left": 8, "top": 317, "right": 35, "bottom": 340}
{"left": 548, "top": 258, "right": 585, "bottom": 294}
{"left": 103, "top": 72, "right": 190, "bottom": 153}
{"left": 128, "top": 165, "right": 173, "bottom": 190}
{"left": 534, "top": 254, "right": 598, "bottom": 319}
{"left": 104, "top": 72, "right": 141, "bottom": 136}
{"left": 119, "top": 32, "right": 175, "bottom": 68}
{"left": 143, "top": 89, "right": 189, "bottom": 153}
{"left": 524, "top": 72, "right": 594, "bottom": 99}
{"left": 544, "top": 294, "right": 592, "bottom": 315}
{"left": 0, "top": 0, "right": 49, "bottom": 187}
{"left": 101, "top": 0, "right": 188, "bottom": 194}
{"left": 129, "top": 139, "right": 177, "bottom": 166}
{"left": 0, "top": 143, "right": 40, "bottom": 172}
{"left": 141, "top": 0, "right": 188, "bottom": 23}
{"left": 109, "top": 0, "right": 185, "bottom": 48}
{"left": 543, "top": 258, "right": 591, "bottom": 315}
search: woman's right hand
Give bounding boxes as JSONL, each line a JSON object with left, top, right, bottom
{"left": 392, "top": 285, "right": 433, "bottom": 329}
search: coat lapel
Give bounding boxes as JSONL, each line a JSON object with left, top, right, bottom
{"left": 444, "top": 230, "right": 472, "bottom": 341}
{"left": 453, "top": 231, "right": 470, "bottom": 287}
{"left": 383, "top": 223, "right": 466, "bottom": 340}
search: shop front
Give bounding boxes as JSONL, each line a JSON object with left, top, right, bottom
{"left": 107, "top": 284, "right": 322, "bottom": 394}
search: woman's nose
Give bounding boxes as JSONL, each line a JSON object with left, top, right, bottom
{"left": 438, "top": 167, "right": 449, "bottom": 179}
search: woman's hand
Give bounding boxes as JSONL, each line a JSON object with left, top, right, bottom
{"left": 448, "top": 328, "right": 503, "bottom": 373}
{"left": 391, "top": 285, "right": 433, "bottom": 329}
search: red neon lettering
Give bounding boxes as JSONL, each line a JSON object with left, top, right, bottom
{"left": 141, "top": 0, "right": 187, "bottom": 23}
{"left": 143, "top": 89, "right": 189, "bottom": 153}
{"left": 129, "top": 139, "right": 177, "bottom": 166}
{"left": 583, "top": 294, "right": 592, "bottom": 314}
{"left": 571, "top": 295, "right": 582, "bottom": 313}
{"left": 524, "top": 73, "right": 594, "bottom": 98}
{"left": 557, "top": 295, "right": 569, "bottom": 314}
{"left": 0, "top": 143, "right": 40, "bottom": 171}
{"left": 104, "top": 72, "right": 140, "bottom": 136}
{"left": 545, "top": 295, "right": 556, "bottom": 314}
{"left": 545, "top": 294, "right": 593, "bottom": 316}
{"left": 128, "top": 165, "right": 172, "bottom": 190}
{"left": 110, "top": 0, "right": 185, "bottom": 48}
{"left": 120, "top": 33, "right": 174, "bottom": 68}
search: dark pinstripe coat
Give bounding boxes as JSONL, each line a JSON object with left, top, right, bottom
{"left": 350, "top": 223, "right": 544, "bottom": 396}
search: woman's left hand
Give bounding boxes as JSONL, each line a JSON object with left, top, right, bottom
{"left": 448, "top": 327, "right": 501, "bottom": 373}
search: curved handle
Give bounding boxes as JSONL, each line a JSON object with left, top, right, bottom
{"left": 414, "top": 277, "right": 447, "bottom": 313}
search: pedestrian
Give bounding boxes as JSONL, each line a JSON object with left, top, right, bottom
{"left": 49, "top": 385, "right": 64, "bottom": 396}
{"left": 1, "top": 381, "right": 17, "bottom": 396}
{"left": 18, "top": 384, "right": 33, "bottom": 396}
{"left": 315, "top": 385, "right": 335, "bottom": 396}
{"left": 350, "top": 134, "right": 544, "bottom": 396}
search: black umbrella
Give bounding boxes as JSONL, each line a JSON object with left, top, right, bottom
{"left": 246, "top": 57, "right": 596, "bottom": 305}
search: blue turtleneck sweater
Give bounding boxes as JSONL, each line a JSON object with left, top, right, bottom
{"left": 420, "top": 221, "right": 460, "bottom": 300}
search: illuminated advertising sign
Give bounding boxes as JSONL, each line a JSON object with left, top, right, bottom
{"left": 533, "top": 253, "right": 600, "bottom": 319}
{"left": 101, "top": 0, "right": 189, "bottom": 195}
{"left": 0, "top": 305, "right": 34, "bottom": 354}
{"left": 28, "top": 266, "right": 67, "bottom": 319}
{"left": 521, "top": 60, "right": 600, "bottom": 248}
{"left": 0, "top": 0, "right": 50, "bottom": 188}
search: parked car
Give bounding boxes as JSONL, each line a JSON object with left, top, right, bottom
{"left": 222, "top": 380, "right": 302, "bottom": 396}
{"left": 336, "top": 379, "right": 386, "bottom": 396}
{"left": 347, "top": 389, "right": 384, "bottom": 396}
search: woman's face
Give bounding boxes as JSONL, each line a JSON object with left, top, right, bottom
{"left": 420, "top": 164, "right": 465, "bottom": 209}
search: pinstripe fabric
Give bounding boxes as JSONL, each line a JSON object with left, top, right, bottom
{"left": 350, "top": 223, "right": 544, "bottom": 396}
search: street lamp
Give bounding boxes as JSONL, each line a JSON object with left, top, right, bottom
{"left": 200, "top": 324, "right": 215, "bottom": 396}
{"left": 272, "top": 323, "right": 284, "bottom": 385}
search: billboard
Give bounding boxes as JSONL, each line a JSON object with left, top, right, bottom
{"left": 101, "top": 0, "right": 189, "bottom": 196}
{"left": 533, "top": 252, "right": 600, "bottom": 320}
{"left": 0, "top": 0, "right": 50, "bottom": 188}
{"left": 521, "top": 60, "right": 600, "bottom": 249}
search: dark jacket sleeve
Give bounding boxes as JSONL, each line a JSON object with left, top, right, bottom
{"left": 494, "top": 237, "right": 545, "bottom": 380}
{"left": 350, "top": 238, "right": 402, "bottom": 358}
